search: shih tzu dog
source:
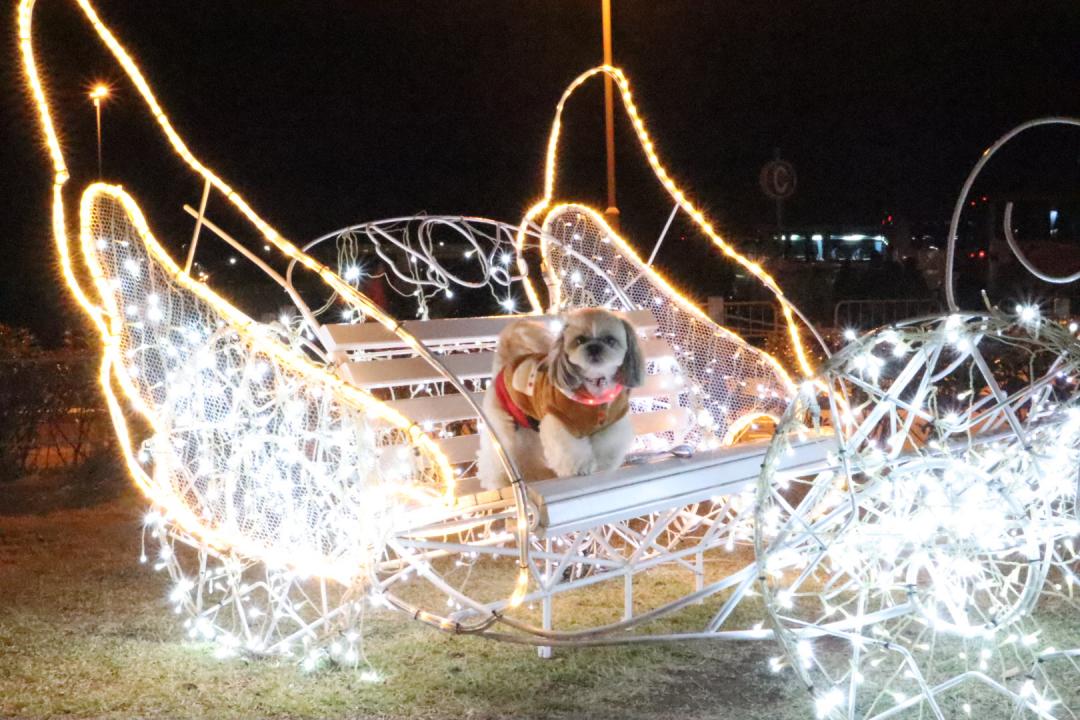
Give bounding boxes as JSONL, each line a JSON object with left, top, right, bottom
{"left": 477, "top": 308, "right": 645, "bottom": 490}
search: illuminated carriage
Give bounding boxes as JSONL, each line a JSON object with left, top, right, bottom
{"left": 19, "top": 0, "right": 1080, "bottom": 717}
{"left": 20, "top": 0, "right": 828, "bottom": 662}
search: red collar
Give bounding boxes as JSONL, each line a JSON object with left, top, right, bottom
{"left": 562, "top": 380, "right": 625, "bottom": 406}
{"left": 494, "top": 368, "right": 539, "bottom": 430}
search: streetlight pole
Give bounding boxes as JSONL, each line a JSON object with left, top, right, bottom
{"left": 89, "top": 84, "right": 109, "bottom": 179}
{"left": 601, "top": 0, "right": 619, "bottom": 229}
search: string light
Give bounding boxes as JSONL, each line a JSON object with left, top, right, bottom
{"left": 30, "top": 8, "right": 1078, "bottom": 711}
{"left": 541, "top": 204, "right": 793, "bottom": 450}
{"left": 757, "top": 309, "right": 1080, "bottom": 717}
{"left": 20, "top": 0, "right": 553, "bottom": 659}
{"left": 515, "top": 65, "right": 816, "bottom": 378}
{"left": 80, "top": 184, "right": 451, "bottom": 581}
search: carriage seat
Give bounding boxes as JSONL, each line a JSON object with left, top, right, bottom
{"left": 319, "top": 310, "right": 697, "bottom": 483}
{"left": 317, "top": 310, "right": 827, "bottom": 533}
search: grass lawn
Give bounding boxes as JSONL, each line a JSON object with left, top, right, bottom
{"left": 0, "top": 474, "right": 805, "bottom": 720}
{"left": 4, "top": 470, "right": 1079, "bottom": 719}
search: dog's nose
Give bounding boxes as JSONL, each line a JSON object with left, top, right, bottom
{"left": 585, "top": 342, "right": 605, "bottom": 359}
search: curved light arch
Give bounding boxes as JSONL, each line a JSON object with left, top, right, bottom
{"left": 81, "top": 183, "right": 454, "bottom": 581}
{"left": 18, "top": 0, "right": 510, "bottom": 580}
{"left": 514, "top": 65, "right": 819, "bottom": 377}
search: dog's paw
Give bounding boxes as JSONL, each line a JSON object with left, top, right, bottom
{"left": 570, "top": 459, "right": 598, "bottom": 476}
{"left": 547, "top": 457, "right": 595, "bottom": 478}
{"left": 574, "top": 462, "right": 600, "bottom": 479}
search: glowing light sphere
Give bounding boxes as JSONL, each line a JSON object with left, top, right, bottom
{"left": 756, "top": 311, "right": 1080, "bottom": 718}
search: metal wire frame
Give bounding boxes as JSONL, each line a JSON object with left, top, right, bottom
{"left": 34, "top": 6, "right": 1080, "bottom": 711}
{"left": 22, "top": 0, "right": 864, "bottom": 671}
{"left": 945, "top": 116, "right": 1080, "bottom": 312}
{"left": 20, "top": 0, "right": 546, "bottom": 626}
{"left": 98, "top": 185, "right": 839, "bottom": 662}
{"left": 270, "top": 213, "right": 822, "bottom": 650}
{"left": 743, "top": 117, "right": 1080, "bottom": 718}
{"left": 756, "top": 311, "right": 1080, "bottom": 719}
{"left": 292, "top": 216, "right": 549, "bottom": 320}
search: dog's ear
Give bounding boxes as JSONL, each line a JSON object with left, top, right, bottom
{"left": 547, "top": 320, "right": 583, "bottom": 391}
{"left": 617, "top": 318, "right": 646, "bottom": 388}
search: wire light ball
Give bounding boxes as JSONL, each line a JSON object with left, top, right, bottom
{"left": 756, "top": 308, "right": 1080, "bottom": 718}
{"left": 142, "top": 513, "right": 374, "bottom": 670}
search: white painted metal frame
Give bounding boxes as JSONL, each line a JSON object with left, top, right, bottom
{"left": 756, "top": 312, "right": 1080, "bottom": 719}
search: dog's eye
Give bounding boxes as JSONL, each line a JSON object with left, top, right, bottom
{"left": 575, "top": 336, "right": 588, "bottom": 346}
{"left": 602, "top": 335, "right": 618, "bottom": 346}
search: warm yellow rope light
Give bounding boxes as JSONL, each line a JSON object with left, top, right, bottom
{"left": 18, "top": 0, "right": 460, "bottom": 580}
{"left": 516, "top": 65, "right": 815, "bottom": 378}
{"left": 18, "top": 0, "right": 454, "bottom": 481}
{"left": 543, "top": 202, "right": 796, "bottom": 393}
{"left": 79, "top": 183, "right": 455, "bottom": 580}
{"left": 80, "top": 183, "right": 452, "bottom": 466}
{"left": 721, "top": 412, "right": 781, "bottom": 446}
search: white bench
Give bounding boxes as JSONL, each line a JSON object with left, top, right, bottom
{"left": 529, "top": 431, "right": 833, "bottom": 536}
{"left": 319, "top": 311, "right": 836, "bottom": 533}
{"left": 319, "top": 310, "right": 695, "bottom": 472}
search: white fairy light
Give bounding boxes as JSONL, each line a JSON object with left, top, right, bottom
{"left": 814, "top": 688, "right": 844, "bottom": 718}
{"left": 1016, "top": 303, "right": 1039, "bottom": 324}
{"left": 757, "top": 310, "right": 1080, "bottom": 718}
{"left": 26, "top": 2, "right": 1080, "bottom": 708}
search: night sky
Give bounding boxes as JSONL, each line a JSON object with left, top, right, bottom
{"left": 5, "top": 1, "right": 1080, "bottom": 344}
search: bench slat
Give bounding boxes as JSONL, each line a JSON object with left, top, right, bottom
{"left": 436, "top": 433, "right": 483, "bottom": 465}
{"left": 385, "top": 392, "right": 486, "bottom": 424}
{"left": 637, "top": 370, "right": 686, "bottom": 398}
{"left": 342, "top": 337, "right": 675, "bottom": 389}
{"left": 530, "top": 432, "right": 835, "bottom": 536}
{"left": 323, "top": 309, "right": 660, "bottom": 352}
{"left": 433, "top": 408, "right": 696, "bottom": 464}
{"left": 630, "top": 407, "right": 692, "bottom": 436}
{"left": 342, "top": 352, "right": 493, "bottom": 388}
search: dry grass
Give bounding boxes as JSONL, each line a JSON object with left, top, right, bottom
{"left": 4, "top": 476, "right": 1078, "bottom": 719}
{"left": 0, "top": 480, "right": 802, "bottom": 720}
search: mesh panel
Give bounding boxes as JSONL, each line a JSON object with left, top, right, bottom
{"left": 542, "top": 205, "right": 792, "bottom": 448}
{"left": 83, "top": 190, "right": 444, "bottom": 576}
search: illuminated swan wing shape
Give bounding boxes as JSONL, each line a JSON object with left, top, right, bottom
{"left": 81, "top": 184, "right": 450, "bottom": 581}
{"left": 541, "top": 204, "right": 794, "bottom": 447}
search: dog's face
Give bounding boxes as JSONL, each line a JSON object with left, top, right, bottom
{"left": 549, "top": 308, "right": 645, "bottom": 392}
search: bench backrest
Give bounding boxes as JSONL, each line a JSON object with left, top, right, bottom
{"left": 319, "top": 309, "right": 693, "bottom": 475}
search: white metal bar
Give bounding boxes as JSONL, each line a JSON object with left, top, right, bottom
{"left": 183, "top": 178, "right": 211, "bottom": 274}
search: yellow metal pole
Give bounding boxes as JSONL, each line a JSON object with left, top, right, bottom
{"left": 94, "top": 98, "right": 102, "bottom": 178}
{"left": 89, "top": 84, "right": 109, "bottom": 179}
{"left": 601, "top": 0, "right": 619, "bottom": 228}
